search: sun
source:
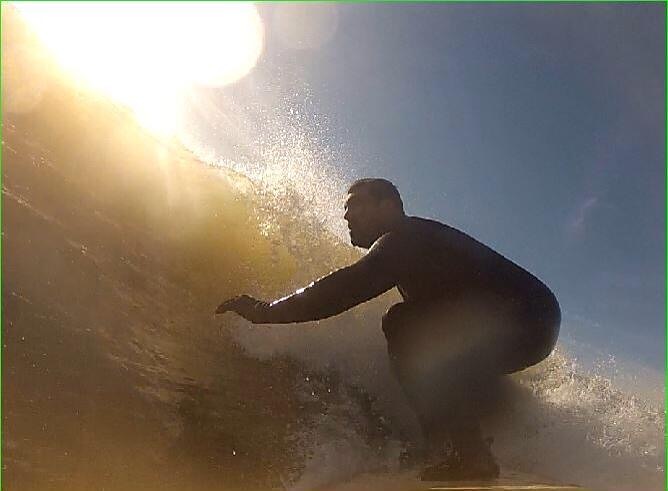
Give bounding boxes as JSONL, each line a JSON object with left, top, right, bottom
{"left": 13, "top": 2, "right": 265, "bottom": 136}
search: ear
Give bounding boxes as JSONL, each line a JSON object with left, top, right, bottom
{"left": 378, "top": 198, "right": 399, "bottom": 215}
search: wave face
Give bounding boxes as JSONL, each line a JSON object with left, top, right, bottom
{"left": 3, "top": 7, "right": 664, "bottom": 491}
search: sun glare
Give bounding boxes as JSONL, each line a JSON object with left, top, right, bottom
{"left": 13, "top": 2, "right": 265, "bottom": 136}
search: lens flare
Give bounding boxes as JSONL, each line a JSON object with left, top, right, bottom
{"left": 13, "top": 1, "right": 265, "bottom": 136}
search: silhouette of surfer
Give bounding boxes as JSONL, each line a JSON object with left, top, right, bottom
{"left": 216, "top": 178, "right": 560, "bottom": 480}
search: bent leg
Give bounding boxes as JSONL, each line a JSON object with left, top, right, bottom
{"left": 382, "top": 302, "right": 494, "bottom": 465}
{"left": 382, "top": 291, "right": 560, "bottom": 478}
{"left": 501, "top": 288, "right": 561, "bottom": 374}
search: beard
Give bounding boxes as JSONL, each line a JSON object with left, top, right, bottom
{"left": 349, "top": 228, "right": 373, "bottom": 249}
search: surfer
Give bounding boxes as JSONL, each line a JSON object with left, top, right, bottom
{"left": 216, "top": 178, "right": 560, "bottom": 480}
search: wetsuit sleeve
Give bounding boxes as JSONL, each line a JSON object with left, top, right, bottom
{"left": 260, "top": 236, "right": 397, "bottom": 323}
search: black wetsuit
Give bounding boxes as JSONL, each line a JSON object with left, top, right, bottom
{"left": 258, "top": 216, "right": 561, "bottom": 455}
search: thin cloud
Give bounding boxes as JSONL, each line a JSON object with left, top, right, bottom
{"left": 570, "top": 196, "right": 599, "bottom": 235}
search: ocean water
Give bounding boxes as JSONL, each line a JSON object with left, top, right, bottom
{"left": 3, "top": 6, "right": 664, "bottom": 491}
{"left": 176, "top": 47, "right": 664, "bottom": 491}
{"left": 181, "top": 69, "right": 664, "bottom": 491}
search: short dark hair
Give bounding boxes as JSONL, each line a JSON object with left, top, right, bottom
{"left": 347, "top": 178, "right": 403, "bottom": 210}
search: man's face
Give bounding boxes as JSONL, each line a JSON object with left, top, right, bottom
{"left": 344, "top": 191, "right": 381, "bottom": 248}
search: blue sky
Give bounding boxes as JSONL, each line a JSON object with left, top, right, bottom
{"left": 191, "top": 4, "right": 665, "bottom": 370}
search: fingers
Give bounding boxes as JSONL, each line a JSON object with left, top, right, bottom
{"left": 215, "top": 295, "right": 255, "bottom": 315}
{"left": 215, "top": 296, "right": 242, "bottom": 315}
{"left": 215, "top": 304, "right": 229, "bottom": 315}
{"left": 215, "top": 295, "right": 270, "bottom": 324}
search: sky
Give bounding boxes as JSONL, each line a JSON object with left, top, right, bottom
{"left": 182, "top": 4, "right": 666, "bottom": 371}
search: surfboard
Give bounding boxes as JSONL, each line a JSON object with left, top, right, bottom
{"left": 418, "top": 470, "right": 588, "bottom": 491}
{"left": 422, "top": 484, "right": 584, "bottom": 491}
{"left": 314, "top": 470, "right": 589, "bottom": 491}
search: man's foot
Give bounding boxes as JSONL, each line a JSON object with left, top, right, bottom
{"left": 419, "top": 438, "right": 500, "bottom": 481}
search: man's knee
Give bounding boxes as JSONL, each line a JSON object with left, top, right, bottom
{"left": 382, "top": 302, "right": 414, "bottom": 338}
{"left": 503, "top": 292, "right": 561, "bottom": 373}
{"left": 528, "top": 291, "right": 561, "bottom": 363}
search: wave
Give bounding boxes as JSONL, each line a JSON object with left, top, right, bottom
{"left": 3, "top": 6, "right": 664, "bottom": 491}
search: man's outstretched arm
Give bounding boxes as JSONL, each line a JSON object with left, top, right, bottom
{"left": 216, "top": 238, "right": 397, "bottom": 323}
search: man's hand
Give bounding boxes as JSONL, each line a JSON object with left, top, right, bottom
{"left": 215, "top": 295, "right": 270, "bottom": 324}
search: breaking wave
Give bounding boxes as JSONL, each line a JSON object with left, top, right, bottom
{"left": 4, "top": 6, "right": 664, "bottom": 491}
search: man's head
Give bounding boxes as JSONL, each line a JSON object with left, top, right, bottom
{"left": 344, "top": 178, "right": 405, "bottom": 248}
